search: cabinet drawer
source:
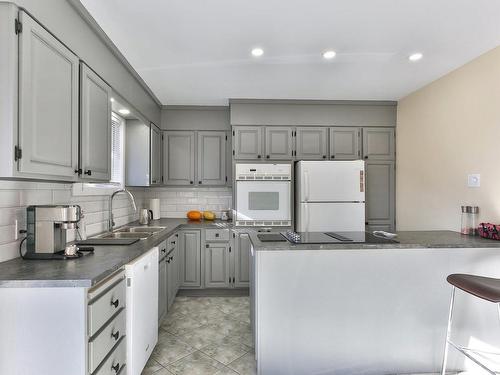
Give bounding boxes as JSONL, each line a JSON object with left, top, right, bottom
{"left": 205, "top": 229, "right": 229, "bottom": 241}
{"left": 88, "top": 279, "right": 126, "bottom": 336}
{"left": 167, "top": 234, "right": 177, "bottom": 250}
{"left": 89, "top": 309, "right": 126, "bottom": 373}
{"left": 94, "top": 337, "right": 126, "bottom": 375}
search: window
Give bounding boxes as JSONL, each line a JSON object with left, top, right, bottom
{"left": 111, "top": 112, "right": 125, "bottom": 186}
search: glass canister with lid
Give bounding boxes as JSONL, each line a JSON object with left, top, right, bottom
{"left": 461, "top": 205, "right": 479, "bottom": 235}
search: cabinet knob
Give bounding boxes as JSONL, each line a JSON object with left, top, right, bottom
{"left": 110, "top": 298, "right": 119, "bottom": 308}
{"left": 266, "top": 155, "right": 270, "bottom": 159}
{"left": 199, "top": 181, "right": 202, "bottom": 184}
{"left": 364, "top": 156, "right": 368, "bottom": 160}
{"left": 111, "top": 363, "right": 120, "bottom": 373}
{"left": 74, "top": 168, "right": 82, "bottom": 175}
{"left": 257, "top": 155, "right": 261, "bottom": 159}
{"left": 84, "top": 170, "right": 92, "bottom": 176}
{"left": 190, "top": 181, "right": 193, "bottom": 184}
{"left": 331, "top": 155, "right": 335, "bottom": 159}
{"left": 322, "top": 155, "right": 326, "bottom": 159}
{"left": 161, "top": 249, "right": 166, "bottom": 253}
{"left": 111, "top": 330, "right": 120, "bottom": 341}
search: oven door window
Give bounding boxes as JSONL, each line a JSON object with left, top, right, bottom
{"left": 236, "top": 181, "right": 291, "bottom": 221}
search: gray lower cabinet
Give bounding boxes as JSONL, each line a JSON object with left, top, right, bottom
{"left": 179, "top": 230, "right": 201, "bottom": 288}
{"left": 150, "top": 124, "right": 162, "bottom": 185}
{"left": 164, "top": 131, "right": 195, "bottom": 185}
{"left": 365, "top": 161, "right": 395, "bottom": 230}
{"left": 265, "top": 127, "right": 293, "bottom": 160}
{"left": 158, "top": 241, "right": 168, "bottom": 323}
{"left": 18, "top": 10, "right": 79, "bottom": 179}
{"left": 233, "top": 232, "right": 251, "bottom": 287}
{"left": 233, "top": 126, "right": 263, "bottom": 160}
{"left": 167, "top": 245, "right": 179, "bottom": 308}
{"left": 204, "top": 243, "right": 231, "bottom": 288}
{"left": 197, "top": 131, "right": 226, "bottom": 186}
{"left": 362, "top": 127, "right": 395, "bottom": 161}
{"left": 79, "top": 62, "right": 112, "bottom": 181}
{"left": 329, "top": 127, "right": 361, "bottom": 160}
{"left": 295, "top": 127, "right": 328, "bottom": 160}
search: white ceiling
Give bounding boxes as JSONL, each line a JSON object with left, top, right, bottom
{"left": 81, "top": 0, "right": 500, "bottom": 106}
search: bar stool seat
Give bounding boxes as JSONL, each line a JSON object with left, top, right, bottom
{"left": 441, "top": 273, "right": 500, "bottom": 375}
{"left": 447, "top": 273, "right": 500, "bottom": 303}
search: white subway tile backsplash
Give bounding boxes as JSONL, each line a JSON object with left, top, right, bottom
{"left": 0, "top": 191, "right": 20, "bottom": 208}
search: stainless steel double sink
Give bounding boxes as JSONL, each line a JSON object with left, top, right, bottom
{"left": 94, "top": 226, "right": 167, "bottom": 240}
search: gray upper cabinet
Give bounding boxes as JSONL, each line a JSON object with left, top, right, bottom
{"left": 197, "top": 131, "right": 226, "bottom": 186}
{"left": 362, "top": 127, "right": 395, "bottom": 161}
{"left": 18, "top": 10, "right": 79, "bottom": 179}
{"left": 329, "top": 127, "right": 361, "bottom": 160}
{"left": 150, "top": 124, "right": 162, "bottom": 185}
{"left": 295, "top": 127, "right": 328, "bottom": 160}
{"left": 234, "top": 233, "right": 250, "bottom": 288}
{"left": 365, "top": 161, "right": 395, "bottom": 230}
{"left": 79, "top": 62, "right": 111, "bottom": 181}
{"left": 265, "top": 127, "right": 293, "bottom": 160}
{"left": 180, "top": 231, "right": 201, "bottom": 288}
{"left": 164, "top": 131, "right": 195, "bottom": 185}
{"left": 204, "top": 243, "right": 230, "bottom": 288}
{"left": 233, "top": 126, "right": 263, "bottom": 160}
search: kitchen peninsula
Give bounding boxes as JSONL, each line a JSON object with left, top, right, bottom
{"left": 249, "top": 231, "right": 500, "bottom": 375}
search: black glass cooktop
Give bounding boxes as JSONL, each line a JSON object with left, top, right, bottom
{"left": 282, "top": 231, "right": 399, "bottom": 244}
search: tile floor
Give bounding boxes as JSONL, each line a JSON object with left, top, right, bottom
{"left": 142, "top": 296, "right": 255, "bottom": 375}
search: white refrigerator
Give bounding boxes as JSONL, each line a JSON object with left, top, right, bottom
{"left": 295, "top": 160, "right": 365, "bottom": 232}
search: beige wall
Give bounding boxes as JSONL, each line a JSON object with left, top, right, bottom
{"left": 397, "top": 46, "right": 500, "bottom": 231}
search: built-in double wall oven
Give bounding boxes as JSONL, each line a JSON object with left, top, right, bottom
{"left": 234, "top": 163, "right": 292, "bottom": 226}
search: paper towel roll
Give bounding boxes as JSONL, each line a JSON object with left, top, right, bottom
{"left": 149, "top": 199, "right": 161, "bottom": 220}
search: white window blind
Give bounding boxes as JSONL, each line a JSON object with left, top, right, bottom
{"left": 111, "top": 113, "right": 125, "bottom": 186}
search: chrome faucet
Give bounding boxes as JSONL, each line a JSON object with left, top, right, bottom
{"left": 109, "top": 189, "right": 137, "bottom": 231}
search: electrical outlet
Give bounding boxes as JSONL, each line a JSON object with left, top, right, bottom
{"left": 468, "top": 174, "right": 481, "bottom": 188}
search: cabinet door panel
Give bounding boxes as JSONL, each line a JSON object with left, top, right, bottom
{"left": 80, "top": 63, "right": 111, "bottom": 181}
{"left": 198, "top": 131, "right": 226, "bottom": 186}
{"left": 164, "top": 131, "right": 195, "bottom": 185}
{"left": 365, "top": 161, "right": 395, "bottom": 229}
{"left": 234, "top": 233, "right": 250, "bottom": 287}
{"left": 265, "top": 127, "right": 293, "bottom": 160}
{"left": 204, "top": 243, "right": 230, "bottom": 288}
{"left": 295, "top": 127, "right": 328, "bottom": 160}
{"left": 150, "top": 125, "right": 162, "bottom": 185}
{"left": 158, "top": 258, "right": 167, "bottom": 322}
{"left": 329, "top": 127, "right": 361, "bottom": 160}
{"left": 362, "top": 128, "right": 395, "bottom": 161}
{"left": 233, "top": 126, "right": 263, "bottom": 160}
{"left": 180, "top": 231, "right": 201, "bottom": 288}
{"left": 18, "top": 11, "right": 79, "bottom": 178}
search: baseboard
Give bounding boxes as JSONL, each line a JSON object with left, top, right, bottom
{"left": 177, "top": 288, "right": 249, "bottom": 297}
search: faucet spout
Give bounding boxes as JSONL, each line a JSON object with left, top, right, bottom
{"left": 109, "top": 189, "right": 137, "bottom": 231}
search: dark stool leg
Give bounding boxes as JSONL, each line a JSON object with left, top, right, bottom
{"left": 441, "top": 287, "right": 456, "bottom": 375}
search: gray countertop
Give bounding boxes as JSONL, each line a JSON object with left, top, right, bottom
{"left": 0, "top": 218, "right": 233, "bottom": 288}
{"left": 2, "top": 221, "right": 500, "bottom": 288}
{"left": 249, "top": 230, "right": 500, "bottom": 251}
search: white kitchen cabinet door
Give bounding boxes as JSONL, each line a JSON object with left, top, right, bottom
{"left": 18, "top": 10, "right": 79, "bottom": 179}
{"left": 150, "top": 124, "right": 162, "bottom": 185}
{"left": 79, "top": 62, "right": 111, "bottom": 181}
{"left": 197, "top": 131, "right": 226, "bottom": 186}
{"left": 164, "top": 131, "right": 195, "bottom": 185}
{"left": 204, "top": 243, "right": 230, "bottom": 288}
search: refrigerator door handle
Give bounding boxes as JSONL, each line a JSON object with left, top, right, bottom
{"left": 304, "top": 170, "right": 310, "bottom": 202}
{"left": 305, "top": 203, "right": 310, "bottom": 232}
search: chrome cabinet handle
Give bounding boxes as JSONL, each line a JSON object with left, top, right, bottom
{"left": 110, "top": 298, "right": 119, "bottom": 308}
{"left": 111, "top": 330, "right": 120, "bottom": 340}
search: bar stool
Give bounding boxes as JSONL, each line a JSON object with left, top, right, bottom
{"left": 441, "top": 273, "right": 500, "bottom": 375}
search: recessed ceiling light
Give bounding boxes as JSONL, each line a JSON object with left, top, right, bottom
{"left": 322, "top": 50, "right": 336, "bottom": 59}
{"left": 409, "top": 52, "right": 423, "bottom": 62}
{"left": 110, "top": 97, "right": 115, "bottom": 102}
{"left": 251, "top": 47, "right": 264, "bottom": 57}
{"left": 118, "top": 108, "right": 130, "bottom": 115}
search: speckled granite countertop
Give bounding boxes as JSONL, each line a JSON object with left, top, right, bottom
{"left": 0, "top": 218, "right": 233, "bottom": 288}
{"left": 2, "top": 222, "right": 499, "bottom": 288}
{"left": 249, "top": 230, "right": 500, "bottom": 251}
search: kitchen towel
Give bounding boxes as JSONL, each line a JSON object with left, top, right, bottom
{"left": 149, "top": 199, "right": 161, "bottom": 220}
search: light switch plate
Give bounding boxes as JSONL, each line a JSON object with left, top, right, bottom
{"left": 468, "top": 174, "right": 480, "bottom": 187}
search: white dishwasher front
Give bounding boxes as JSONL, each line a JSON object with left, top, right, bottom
{"left": 125, "top": 247, "right": 159, "bottom": 375}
